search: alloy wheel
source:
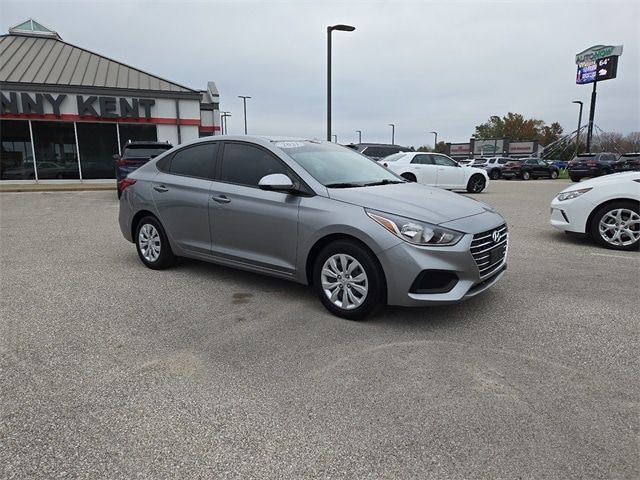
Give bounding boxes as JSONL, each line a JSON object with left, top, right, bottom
{"left": 138, "top": 224, "right": 161, "bottom": 262}
{"left": 320, "top": 254, "right": 369, "bottom": 310}
{"left": 598, "top": 208, "right": 640, "bottom": 247}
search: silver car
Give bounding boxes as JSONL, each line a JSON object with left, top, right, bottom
{"left": 119, "top": 136, "right": 508, "bottom": 319}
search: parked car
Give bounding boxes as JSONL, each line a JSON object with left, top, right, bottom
{"left": 567, "top": 152, "right": 619, "bottom": 182}
{"left": 381, "top": 152, "right": 490, "bottom": 193}
{"left": 3, "top": 161, "right": 63, "bottom": 180}
{"left": 612, "top": 153, "right": 640, "bottom": 173}
{"left": 119, "top": 136, "right": 508, "bottom": 319}
{"left": 456, "top": 158, "right": 475, "bottom": 166}
{"left": 115, "top": 141, "right": 173, "bottom": 198}
{"left": 476, "top": 156, "right": 514, "bottom": 180}
{"left": 501, "top": 158, "right": 559, "bottom": 180}
{"left": 550, "top": 171, "right": 640, "bottom": 250}
{"left": 545, "top": 159, "right": 568, "bottom": 170}
{"left": 349, "top": 143, "right": 413, "bottom": 161}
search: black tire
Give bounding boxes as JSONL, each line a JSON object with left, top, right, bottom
{"left": 550, "top": 170, "right": 558, "bottom": 179}
{"left": 489, "top": 169, "right": 501, "bottom": 180}
{"left": 589, "top": 201, "right": 640, "bottom": 251}
{"left": 312, "top": 240, "right": 386, "bottom": 320}
{"left": 522, "top": 171, "right": 531, "bottom": 180}
{"left": 466, "top": 174, "right": 486, "bottom": 193}
{"left": 401, "top": 172, "right": 417, "bottom": 182}
{"left": 570, "top": 175, "right": 580, "bottom": 182}
{"left": 135, "top": 215, "right": 175, "bottom": 269}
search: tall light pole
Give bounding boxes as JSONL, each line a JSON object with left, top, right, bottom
{"left": 355, "top": 130, "right": 362, "bottom": 143}
{"left": 327, "top": 24, "right": 355, "bottom": 141}
{"left": 430, "top": 131, "right": 438, "bottom": 151}
{"left": 221, "top": 112, "right": 231, "bottom": 135}
{"left": 388, "top": 124, "right": 395, "bottom": 145}
{"left": 238, "top": 96, "right": 251, "bottom": 134}
{"left": 572, "top": 100, "right": 583, "bottom": 154}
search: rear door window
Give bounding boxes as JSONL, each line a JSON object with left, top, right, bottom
{"left": 411, "top": 154, "right": 432, "bottom": 165}
{"left": 168, "top": 142, "right": 218, "bottom": 179}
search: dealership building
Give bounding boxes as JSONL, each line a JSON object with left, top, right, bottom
{"left": 0, "top": 19, "right": 220, "bottom": 182}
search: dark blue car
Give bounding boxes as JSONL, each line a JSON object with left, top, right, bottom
{"left": 115, "top": 141, "right": 173, "bottom": 198}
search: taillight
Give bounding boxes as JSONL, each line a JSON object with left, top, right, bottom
{"left": 118, "top": 178, "right": 136, "bottom": 192}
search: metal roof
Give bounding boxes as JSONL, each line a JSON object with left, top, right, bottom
{"left": 0, "top": 31, "right": 196, "bottom": 93}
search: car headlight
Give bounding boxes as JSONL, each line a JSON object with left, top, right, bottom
{"left": 366, "top": 209, "right": 463, "bottom": 246}
{"left": 556, "top": 187, "right": 592, "bottom": 201}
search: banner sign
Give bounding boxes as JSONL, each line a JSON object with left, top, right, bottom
{"left": 576, "top": 56, "right": 618, "bottom": 84}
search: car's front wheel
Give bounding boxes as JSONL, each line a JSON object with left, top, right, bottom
{"left": 550, "top": 170, "right": 558, "bottom": 179}
{"left": 135, "top": 215, "right": 175, "bottom": 269}
{"left": 401, "top": 172, "right": 417, "bottom": 182}
{"left": 589, "top": 201, "right": 640, "bottom": 251}
{"left": 313, "top": 240, "right": 386, "bottom": 320}
{"left": 522, "top": 171, "right": 531, "bottom": 180}
{"left": 466, "top": 174, "right": 486, "bottom": 193}
{"left": 489, "top": 169, "right": 501, "bottom": 180}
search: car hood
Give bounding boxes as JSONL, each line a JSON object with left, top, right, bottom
{"left": 327, "top": 183, "right": 490, "bottom": 226}
{"left": 559, "top": 171, "right": 640, "bottom": 192}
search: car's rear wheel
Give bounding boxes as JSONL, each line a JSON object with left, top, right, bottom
{"left": 550, "top": 170, "right": 558, "bottom": 179}
{"left": 401, "top": 172, "right": 417, "bottom": 182}
{"left": 570, "top": 175, "right": 580, "bottom": 182}
{"left": 466, "top": 174, "right": 486, "bottom": 193}
{"left": 135, "top": 215, "right": 175, "bottom": 269}
{"left": 589, "top": 201, "right": 640, "bottom": 251}
{"left": 522, "top": 171, "right": 531, "bottom": 180}
{"left": 313, "top": 240, "right": 386, "bottom": 320}
{"left": 489, "top": 169, "right": 501, "bottom": 180}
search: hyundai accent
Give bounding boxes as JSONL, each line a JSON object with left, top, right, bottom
{"left": 119, "top": 136, "right": 508, "bottom": 319}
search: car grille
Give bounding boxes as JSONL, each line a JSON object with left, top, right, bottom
{"left": 470, "top": 224, "right": 508, "bottom": 278}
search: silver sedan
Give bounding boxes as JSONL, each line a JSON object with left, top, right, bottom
{"left": 119, "top": 136, "right": 508, "bottom": 319}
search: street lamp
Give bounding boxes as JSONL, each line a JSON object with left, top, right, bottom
{"left": 220, "top": 112, "right": 231, "bottom": 135}
{"left": 572, "top": 100, "right": 583, "bottom": 153}
{"left": 238, "top": 96, "right": 251, "bottom": 134}
{"left": 327, "top": 24, "right": 355, "bottom": 141}
{"left": 355, "top": 130, "right": 362, "bottom": 143}
{"left": 430, "top": 131, "right": 438, "bottom": 151}
{"left": 388, "top": 124, "right": 395, "bottom": 145}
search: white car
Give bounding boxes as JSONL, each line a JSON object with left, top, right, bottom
{"left": 550, "top": 172, "right": 640, "bottom": 250}
{"left": 381, "top": 152, "right": 490, "bottom": 193}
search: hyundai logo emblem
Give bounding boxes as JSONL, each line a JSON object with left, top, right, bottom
{"left": 492, "top": 230, "right": 501, "bottom": 243}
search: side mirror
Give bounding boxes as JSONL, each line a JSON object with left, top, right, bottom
{"left": 258, "top": 173, "right": 295, "bottom": 191}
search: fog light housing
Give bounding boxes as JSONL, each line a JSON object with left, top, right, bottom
{"left": 409, "top": 270, "right": 459, "bottom": 294}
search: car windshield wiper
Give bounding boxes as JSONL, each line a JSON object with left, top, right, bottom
{"left": 361, "top": 179, "right": 405, "bottom": 187}
{"left": 325, "top": 182, "right": 363, "bottom": 188}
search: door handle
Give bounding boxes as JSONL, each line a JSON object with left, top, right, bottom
{"left": 153, "top": 185, "right": 168, "bottom": 192}
{"left": 211, "top": 194, "right": 231, "bottom": 204}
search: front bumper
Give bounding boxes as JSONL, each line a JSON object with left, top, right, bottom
{"left": 549, "top": 195, "right": 592, "bottom": 234}
{"left": 378, "top": 216, "right": 508, "bottom": 307}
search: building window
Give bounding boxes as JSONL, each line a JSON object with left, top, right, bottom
{"left": 1, "top": 120, "right": 34, "bottom": 180}
{"left": 119, "top": 124, "right": 157, "bottom": 151}
{"left": 77, "top": 123, "right": 118, "bottom": 179}
{"left": 31, "top": 121, "right": 80, "bottom": 179}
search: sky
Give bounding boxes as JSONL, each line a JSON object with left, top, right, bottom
{"left": 1, "top": 0, "right": 638, "bottom": 148}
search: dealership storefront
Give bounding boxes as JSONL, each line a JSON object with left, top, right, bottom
{"left": 1, "top": 20, "right": 220, "bottom": 182}
{"left": 446, "top": 138, "right": 541, "bottom": 159}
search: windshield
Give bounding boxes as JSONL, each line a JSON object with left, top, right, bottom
{"left": 382, "top": 153, "right": 406, "bottom": 162}
{"left": 275, "top": 141, "right": 402, "bottom": 187}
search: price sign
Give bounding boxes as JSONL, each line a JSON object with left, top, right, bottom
{"left": 576, "top": 55, "right": 618, "bottom": 84}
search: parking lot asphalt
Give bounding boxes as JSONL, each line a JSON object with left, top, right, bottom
{"left": 1, "top": 179, "right": 638, "bottom": 479}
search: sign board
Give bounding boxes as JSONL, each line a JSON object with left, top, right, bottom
{"left": 508, "top": 141, "right": 536, "bottom": 154}
{"left": 575, "top": 45, "right": 623, "bottom": 65}
{"left": 448, "top": 143, "right": 471, "bottom": 155}
{"left": 576, "top": 55, "right": 618, "bottom": 84}
{"left": 473, "top": 139, "right": 504, "bottom": 155}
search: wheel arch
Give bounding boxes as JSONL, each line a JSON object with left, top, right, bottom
{"left": 131, "top": 209, "right": 159, "bottom": 241}
{"left": 585, "top": 198, "right": 640, "bottom": 232}
{"left": 304, "top": 233, "right": 387, "bottom": 287}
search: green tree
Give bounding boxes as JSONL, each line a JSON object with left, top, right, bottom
{"left": 417, "top": 141, "right": 447, "bottom": 153}
{"left": 474, "top": 112, "right": 563, "bottom": 146}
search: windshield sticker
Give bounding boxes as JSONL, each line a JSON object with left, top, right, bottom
{"left": 274, "top": 141, "right": 306, "bottom": 149}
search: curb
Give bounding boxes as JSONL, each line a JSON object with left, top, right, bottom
{"left": 0, "top": 184, "right": 116, "bottom": 193}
